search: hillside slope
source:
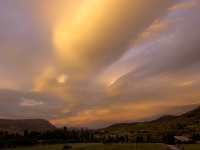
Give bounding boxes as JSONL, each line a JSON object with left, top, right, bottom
{"left": 0, "top": 119, "right": 56, "bottom": 132}
{"left": 104, "top": 106, "right": 200, "bottom": 134}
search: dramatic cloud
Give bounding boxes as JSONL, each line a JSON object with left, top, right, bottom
{"left": 0, "top": 0, "right": 200, "bottom": 128}
{"left": 52, "top": 0, "right": 177, "bottom": 79}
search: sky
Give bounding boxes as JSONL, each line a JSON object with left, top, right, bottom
{"left": 0, "top": 0, "right": 200, "bottom": 128}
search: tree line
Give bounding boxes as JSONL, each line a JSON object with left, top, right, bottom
{"left": 0, "top": 127, "right": 94, "bottom": 148}
{"left": 0, "top": 127, "right": 182, "bottom": 148}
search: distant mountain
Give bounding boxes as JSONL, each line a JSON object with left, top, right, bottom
{"left": 0, "top": 119, "right": 56, "bottom": 132}
{"left": 104, "top": 106, "right": 200, "bottom": 134}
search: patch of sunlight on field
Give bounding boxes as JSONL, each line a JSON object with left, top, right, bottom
{"left": 182, "top": 144, "right": 200, "bottom": 150}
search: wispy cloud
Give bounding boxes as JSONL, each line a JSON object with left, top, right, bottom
{"left": 19, "top": 98, "right": 44, "bottom": 107}
{"left": 168, "top": 0, "right": 199, "bottom": 11}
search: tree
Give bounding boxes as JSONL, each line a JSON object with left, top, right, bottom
{"left": 23, "top": 129, "right": 28, "bottom": 137}
{"left": 119, "top": 135, "right": 125, "bottom": 142}
{"left": 140, "top": 135, "right": 143, "bottom": 142}
{"left": 146, "top": 134, "right": 151, "bottom": 143}
{"left": 102, "top": 134, "right": 106, "bottom": 142}
{"left": 79, "top": 129, "right": 84, "bottom": 142}
{"left": 90, "top": 132, "right": 94, "bottom": 142}
{"left": 125, "top": 134, "right": 129, "bottom": 142}
{"left": 163, "top": 132, "right": 175, "bottom": 144}
{"left": 116, "top": 134, "right": 119, "bottom": 143}
{"left": 84, "top": 130, "right": 90, "bottom": 141}
{"left": 64, "top": 126, "right": 68, "bottom": 132}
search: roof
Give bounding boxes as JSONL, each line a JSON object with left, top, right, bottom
{"left": 174, "top": 136, "right": 191, "bottom": 142}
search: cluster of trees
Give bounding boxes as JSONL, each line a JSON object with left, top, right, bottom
{"left": 162, "top": 133, "right": 175, "bottom": 145}
{"left": 0, "top": 128, "right": 155, "bottom": 148}
{"left": 190, "top": 133, "right": 200, "bottom": 141}
{"left": 39, "top": 127, "right": 94, "bottom": 143}
{"left": 0, "top": 127, "right": 95, "bottom": 148}
{"left": 103, "top": 134, "right": 151, "bottom": 144}
{"left": 103, "top": 134, "right": 130, "bottom": 143}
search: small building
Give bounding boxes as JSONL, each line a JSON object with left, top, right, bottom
{"left": 174, "top": 136, "right": 191, "bottom": 144}
{"left": 195, "top": 141, "right": 200, "bottom": 144}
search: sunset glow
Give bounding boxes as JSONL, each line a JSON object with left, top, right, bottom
{"left": 0, "top": 0, "right": 200, "bottom": 128}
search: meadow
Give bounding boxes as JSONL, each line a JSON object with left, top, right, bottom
{"left": 3, "top": 143, "right": 200, "bottom": 150}
{"left": 181, "top": 144, "right": 200, "bottom": 150}
{"left": 3, "top": 143, "right": 164, "bottom": 150}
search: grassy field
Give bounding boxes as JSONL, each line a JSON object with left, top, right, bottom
{"left": 3, "top": 143, "right": 99, "bottom": 150}
{"left": 181, "top": 144, "right": 200, "bottom": 150}
{"left": 73, "top": 143, "right": 163, "bottom": 150}
{"left": 3, "top": 143, "right": 164, "bottom": 150}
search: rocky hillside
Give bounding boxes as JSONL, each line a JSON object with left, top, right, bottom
{"left": 0, "top": 119, "right": 56, "bottom": 132}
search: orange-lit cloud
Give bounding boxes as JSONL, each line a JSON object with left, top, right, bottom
{"left": 51, "top": 0, "right": 177, "bottom": 80}
{"left": 134, "top": 17, "right": 185, "bottom": 44}
{"left": 177, "top": 81, "right": 196, "bottom": 87}
{"left": 168, "top": 0, "right": 199, "bottom": 11}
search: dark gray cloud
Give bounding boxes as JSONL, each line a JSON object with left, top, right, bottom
{"left": 0, "top": 0, "right": 52, "bottom": 90}
{"left": 0, "top": 89, "right": 67, "bottom": 119}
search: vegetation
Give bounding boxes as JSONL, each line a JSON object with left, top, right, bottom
{"left": 0, "top": 127, "right": 97, "bottom": 148}
{"left": 0, "top": 126, "right": 176, "bottom": 149}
